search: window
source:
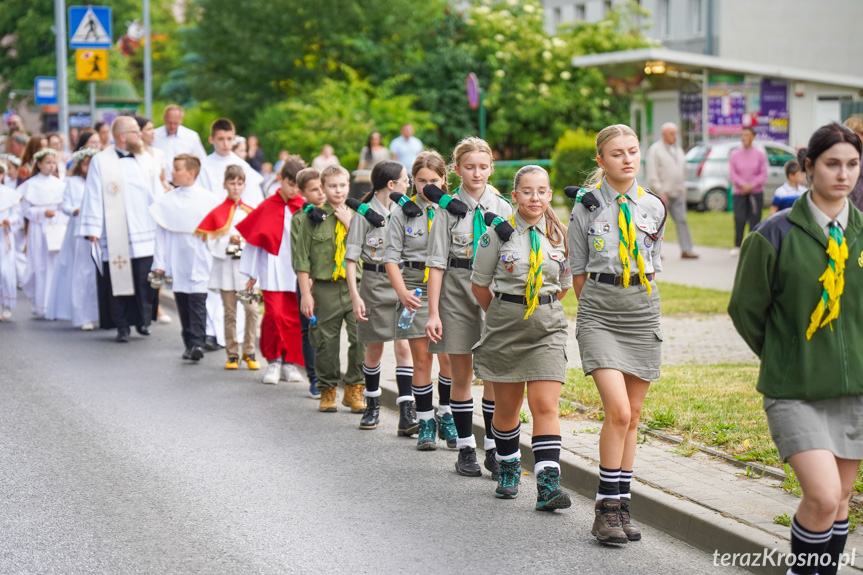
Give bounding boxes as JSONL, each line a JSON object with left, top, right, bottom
{"left": 691, "top": 0, "right": 703, "bottom": 35}
{"left": 576, "top": 3, "right": 586, "bottom": 20}
{"left": 604, "top": 0, "right": 613, "bottom": 16}
{"left": 657, "top": 0, "right": 669, "bottom": 37}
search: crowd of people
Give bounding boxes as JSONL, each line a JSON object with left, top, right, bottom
{"left": 2, "top": 104, "right": 863, "bottom": 570}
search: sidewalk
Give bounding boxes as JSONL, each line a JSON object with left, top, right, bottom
{"left": 657, "top": 241, "right": 739, "bottom": 291}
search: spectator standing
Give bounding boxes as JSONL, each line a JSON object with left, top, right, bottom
{"left": 151, "top": 104, "right": 207, "bottom": 176}
{"left": 135, "top": 116, "right": 170, "bottom": 193}
{"left": 358, "top": 131, "right": 390, "bottom": 171}
{"left": 246, "top": 135, "right": 264, "bottom": 173}
{"left": 311, "top": 144, "right": 339, "bottom": 172}
{"left": 728, "top": 127, "right": 767, "bottom": 256}
{"left": 843, "top": 117, "right": 863, "bottom": 211}
{"left": 389, "top": 124, "right": 424, "bottom": 174}
{"left": 646, "top": 122, "right": 698, "bottom": 259}
{"left": 94, "top": 122, "right": 111, "bottom": 150}
{"left": 769, "top": 160, "right": 807, "bottom": 214}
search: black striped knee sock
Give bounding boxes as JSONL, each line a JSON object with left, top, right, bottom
{"left": 395, "top": 366, "right": 413, "bottom": 401}
{"left": 596, "top": 466, "right": 621, "bottom": 500}
{"left": 819, "top": 519, "right": 850, "bottom": 575}
{"left": 362, "top": 363, "right": 381, "bottom": 394}
{"left": 412, "top": 382, "right": 434, "bottom": 417}
{"left": 437, "top": 374, "right": 452, "bottom": 410}
{"left": 450, "top": 398, "right": 475, "bottom": 448}
{"left": 619, "top": 469, "right": 633, "bottom": 499}
{"left": 481, "top": 399, "right": 496, "bottom": 450}
{"left": 788, "top": 515, "right": 832, "bottom": 575}
{"left": 492, "top": 423, "right": 520, "bottom": 460}
{"left": 532, "top": 435, "right": 561, "bottom": 475}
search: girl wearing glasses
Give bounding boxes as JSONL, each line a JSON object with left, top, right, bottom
{"left": 566, "top": 124, "right": 666, "bottom": 544}
{"left": 470, "top": 165, "right": 572, "bottom": 511}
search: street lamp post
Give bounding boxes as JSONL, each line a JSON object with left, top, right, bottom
{"left": 54, "top": 0, "right": 69, "bottom": 144}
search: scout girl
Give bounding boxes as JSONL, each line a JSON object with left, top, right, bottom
{"left": 425, "top": 137, "right": 512, "bottom": 477}
{"left": 471, "top": 165, "right": 572, "bottom": 511}
{"left": 566, "top": 124, "right": 665, "bottom": 544}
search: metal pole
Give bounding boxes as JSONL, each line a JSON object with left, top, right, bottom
{"left": 89, "top": 82, "right": 96, "bottom": 124}
{"left": 54, "top": 0, "right": 69, "bottom": 144}
{"left": 143, "top": 0, "right": 153, "bottom": 119}
{"left": 702, "top": 67, "right": 709, "bottom": 144}
{"left": 479, "top": 89, "right": 487, "bottom": 141}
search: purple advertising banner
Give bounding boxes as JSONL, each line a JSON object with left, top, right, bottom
{"left": 760, "top": 78, "right": 789, "bottom": 144}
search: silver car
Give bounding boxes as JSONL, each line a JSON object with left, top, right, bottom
{"left": 685, "top": 140, "right": 797, "bottom": 212}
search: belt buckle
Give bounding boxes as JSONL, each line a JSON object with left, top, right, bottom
{"left": 613, "top": 274, "right": 623, "bottom": 286}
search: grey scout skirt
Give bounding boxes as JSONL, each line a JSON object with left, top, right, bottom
{"left": 764, "top": 395, "right": 863, "bottom": 462}
{"left": 395, "top": 265, "right": 429, "bottom": 340}
{"left": 357, "top": 267, "right": 400, "bottom": 343}
{"left": 473, "top": 296, "right": 568, "bottom": 384}
{"left": 575, "top": 277, "right": 662, "bottom": 382}
{"left": 428, "top": 266, "right": 483, "bottom": 355}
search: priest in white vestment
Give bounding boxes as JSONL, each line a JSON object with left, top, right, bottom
{"left": 79, "top": 116, "right": 160, "bottom": 342}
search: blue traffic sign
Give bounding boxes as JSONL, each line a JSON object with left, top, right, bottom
{"left": 34, "top": 77, "right": 58, "bottom": 106}
{"left": 69, "top": 6, "right": 113, "bottom": 49}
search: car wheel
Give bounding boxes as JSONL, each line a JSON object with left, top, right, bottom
{"left": 703, "top": 188, "right": 729, "bottom": 212}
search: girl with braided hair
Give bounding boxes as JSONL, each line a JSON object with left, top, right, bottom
{"left": 566, "top": 124, "right": 665, "bottom": 544}
{"left": 730, "top": 123, "right": 863, "bottom": 575}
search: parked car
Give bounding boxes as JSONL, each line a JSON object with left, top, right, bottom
{"left": 684, "top": 140, "right": 797, "bottom": 211}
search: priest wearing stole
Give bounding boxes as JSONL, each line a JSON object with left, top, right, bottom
{"left": 79, "top": 116, "right": 161, "bottom": 343}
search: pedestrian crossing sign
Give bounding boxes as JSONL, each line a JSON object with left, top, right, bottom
{"left": 69, "top": 6, "right": 113, "bottom": 49}
{"left": 76, "top": 49, "right": 108, "bottom": 81}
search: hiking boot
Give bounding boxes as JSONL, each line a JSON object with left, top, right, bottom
{"left": 495, "top": 458, "right": 521, "bottom": 499}
{"left": 484, "top": 448, "right": 500, "bottom": 480}
{"left": 535, "top": 467, "right": 572, "bottom": 511}
{"left": 455, "top": 447, "right": 482, "bottom": 477}
{"left": 397, "top": 400, "right": 419, "bottom": 436}
{"left": 436, "top": 412, "right": 458, "bottom": 449}
{"left": 318, "top": 387, "right": 338, "bottom": 412}
{"left": 619, "top": 499, "right": 641, "bottom": 541}
{"left": 592, "top": 499, "right": 628, "bottom": 544}
{"left": 416, "top": 418, "right": 437, "bottom": 451}
{"left": 359, "top": 396, "right": 380, "bottom": 430}
{"left": 342, "top": 384, "right": 366, "bottom": 413}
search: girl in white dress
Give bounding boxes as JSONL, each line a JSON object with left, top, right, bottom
{"left": 0, "top": 161, "right": 21, "bottom": 319}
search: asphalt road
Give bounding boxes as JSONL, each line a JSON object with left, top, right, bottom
{"left": 0, "top": 300, "right": 747, "bottom": 575}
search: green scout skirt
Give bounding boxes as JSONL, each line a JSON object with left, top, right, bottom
{"left": 575, "top": 278, "right": 661, "bottom": 381}
{"left": 764, "top": 395, "right": 863, "bottom": 462}
{"left": 395, "top": 265, "right": 429, "bottom": 340}
{"left": 357, "top": 267, "right": 400, "bottom": 343}
{"left": 428, "top": 266, "right": 483, "bottom": 355}
{"left": 473, "top": 296, "right": 568, "bottom": 384}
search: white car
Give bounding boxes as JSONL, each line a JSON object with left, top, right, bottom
{"left": 685, "top": 140, "right": 797, "bottom": 212}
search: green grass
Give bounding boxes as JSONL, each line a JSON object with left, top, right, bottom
{"left": 561, "top": 281, "right": 730, "bottom": 317}
{"left": 663, "top": 209, "right": 772, "bottom": 249}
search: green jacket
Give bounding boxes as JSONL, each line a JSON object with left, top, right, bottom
{"left": 291, "top": 203, "right": 355, "bottom": 282}
{"left": 728, "top": 193, "right": 863, "bottom": 400}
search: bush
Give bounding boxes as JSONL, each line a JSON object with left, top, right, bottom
{"left": 550, "top": 128, "right": 597, "bottom": 194}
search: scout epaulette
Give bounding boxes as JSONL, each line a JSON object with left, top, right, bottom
{"left": 302, "top": 202, "right": 328, "bottom": 225}
{"left": 482, "top": 211, "right": 515, "bottom": 242}
{"left": 389, "top": 192, "right": 423, "bottom": 218}
{"left": 424, "top": 184, "right": 468, "bottom": 219}
{"left": 346, "top": 198, "right": 386, "bottom": 228}
{"left": 565, "top": 185, "right": 600, "bottom": 212}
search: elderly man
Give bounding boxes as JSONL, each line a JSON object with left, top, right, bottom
{"left": 152, "top": 104, "right": 207, "bottom": 177}
{"left": 646, "top": 123, "right": 698, "bottom": 259}
{"left": 79, "top": 116, "right": 161, "bottom": 342}
{"left": 389, "top": 123, "right": 423, "bottom": 173}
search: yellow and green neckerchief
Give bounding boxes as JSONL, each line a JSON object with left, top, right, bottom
{"left": 413, "top": 196, "right": 436, "bottom": 282}
{"left": 504, "top": 214, "right": 544, "bottom": 319}
{"left": 602, "top": 183, "right": 651, "bottom": 295}
{"left": 806, "top": 221, "right": 848, "bottom": 340}
{"left": 333, "top": 220, "right": 347, "bottom": 280}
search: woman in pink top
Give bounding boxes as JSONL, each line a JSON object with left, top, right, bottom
{"left": 728, "top": 127, "right": 768, "bottom": 254}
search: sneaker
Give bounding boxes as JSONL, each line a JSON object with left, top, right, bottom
{"left": 619, "top": 499, "right": 641, "bottom": 541}
{"left": 729, "top": 247, "right": 740, "bottom": 257}
{"left": 495, "top": 458, "right": 521, "bottom": 499}
{"left": 416, "top": 419, "right": 437, "bottom": 451}
{"left": 484, "top": 448, "right": 500, "bottom": 480}
{"left": 263, "top": 362, "right": 280, "bottom": 384}
{"left": 81, "top": 322, "right": 95, "bottom": 331}
{"left": 308, "top": 381, "right": 321, "bottom": 399}
{"left": 225, "top": 357, "right": 239, "bottom": 370}
{"left": 455, "top": 447, "right": 482, "bottom": 477}
{"left": 243, "top": 354, "right": 260, "bottom": 370}
{"left": 359, "top": 396, "right": 380, "bottom": 430}
{"left": 535, "top": 467, "right": 572, "bottom": 511}
{"left": 157, "top": 313, "right": 172, "bottom": 324}
{"left": 397, "top": 400, "right": 419, "bottom": 436}
{"left": 318, "top": 387, "right": 338, "bottom": 412}
{"left": 280, "top": 362, "right": 303, "bottom": 383}
{"left": 591, "top": 499, "right": 628, "bottom": 544}
{"left": 0, "top": 308, "right": 11, "bottom": 321}
{"left": 436, "top": 412, "right": 458, "bottom": 449}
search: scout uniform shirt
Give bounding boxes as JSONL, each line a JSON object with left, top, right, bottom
{"left": 291, "top": 203, "right": 357, "bottom": 281}
{"left": 567, "top": 179, "right": 664, "bottom": 277}
{"left": 383, "top": 194, "right": 437, "bottom": 266}
{"left": 345, "top": 195, "right": 390, "bottom": 265}
{"left": 472, "top": 212, "right": 573, "bottom": 295}
{"left": 426, "top": 187, "right": 513, "bottom": 270}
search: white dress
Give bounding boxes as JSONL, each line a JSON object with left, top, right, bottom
{"left": 0, "top": 184, "right": 22, "bottom": 310}
{"left": 46, "top": 175, "right": 99, "bottom": 325}
{"left": 19, "top": 174, "right": 69, "bottom": 317}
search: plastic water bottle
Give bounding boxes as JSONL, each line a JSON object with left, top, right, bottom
{"left": 398, "top": 288, "right": 423, "bottom": 330}
{"left": 309, "top": 315, "right": 317, "bottom": 327}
